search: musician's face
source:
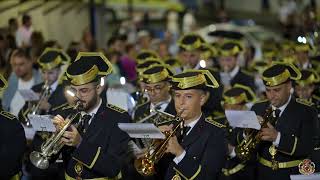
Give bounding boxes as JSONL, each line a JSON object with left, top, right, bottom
{"left": 70, "top": 82, "right": 103, "bottom": 112}
{"left": 173, "top": 89, "right": 207, "bottom": 121}
{"left": 179, "top": 50, "right": 200, "bottom": 68}
{"left": 144, "top": 82, "right": 170, "bottom": 104}
{"left": 219, "top": 55, "right": 237, "bottom": 72}
{"left": 41, "top": 68, "right": 60, "bottom": 85}
{"left": 265, "top": 81, "right": 291, "bottom": 108}
{"left": 295, "top": 84, "right": 314, "bottom": 99}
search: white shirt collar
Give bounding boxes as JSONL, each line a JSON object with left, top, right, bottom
{"left": 50, "top": 80, "right": 59, "bottom": 92}
{"left": 271, "top": 95, "right": 292, "bottom": 117}
{"left": 185, "top": 113, "right": 202, "bottom": 135}
{"left": 150, "top": 96, "right": 172, "bottom": 112}
{"left": 229, "top": 65, "right": 240, "bottom": 79}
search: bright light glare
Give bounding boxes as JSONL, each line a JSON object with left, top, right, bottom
{"left": 66, "top": 89, "right": 75, "bottom": 97}
{"left": 199, "top": 60, "right": 206, "bottom": 68}
{"left": 120, "top": 77, "right": 126, "bottom": 85}
{"left": 100, "top": 77, "right": 105, "bottom": 86}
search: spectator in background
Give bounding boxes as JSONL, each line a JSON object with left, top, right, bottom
{"left": 80, "top": 28, "right": 97, "bottom": 51}
{"left": 8, "top": 18, "right": 18, "bottom": 37}
{"left": 105, "top": 50, "right": 121, "bottom": 87}
{"left": 16, "top": 14, "right": 33, "bottom": 48}
{"left": 2, "top": 49, "right": 42, "bottom": 115}
{"left": 66, "top": 41, "right": 80, "bottom": 62}
{"left": 137, "top": 30, "right": 152, "bottom": 50}
{"left": 30, "top": 31, "right": 44, "bottom": 67}
{"left": 158, "top": 40, "right": 171, "bottom": 59}
{"left": 119, "top": 44, "right": 137, "bottom": 82}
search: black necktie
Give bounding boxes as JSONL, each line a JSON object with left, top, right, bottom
{"left": 182, "top": 126, "right": 191, "bottom": 138}
{"left": 81, "top": 114, "right": 92, "bottom": 133}
{"left": 274, "top": 109, "right": 281, "bottom": 118}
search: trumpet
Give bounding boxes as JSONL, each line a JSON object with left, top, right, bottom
{"left": 23, "top": 81, "right": 51, "bottom": 127}
{"left": 29, "top": 100, "right": 83, "bottom": 169}
{"left": 134, "top": 110, "right": 184, "bottom": 176}
{"left": 235, "top": 107, "right": 277, "bottom": 161}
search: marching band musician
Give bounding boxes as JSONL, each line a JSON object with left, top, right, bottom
{"left": 52, "top": 52, "right": 130, "bottom": 180}
{"left": 294, "top": 69, "right": 320, "bottom": 171}
{"left": 134, "top": 64, "right": 176, "bottom": 124}
{"left": 24, "top": 48, "right": 70, "bottom": 180}
{"left": 0, "top": 74, "right": 26, "bottom": 180}
{"left": 162, "top": 69, "right": 227, "bottom": 180}
{"left": 250, "top": 62, "right": 318, "bottom": 180}
{"left": 177, "top": 33, "right": 223, "bottom": 116}
{"left": 18, "top": 47, "right": 70, "bottom": 125}
{"left": 215, "top": 84, "right": 257, "bottom": 180}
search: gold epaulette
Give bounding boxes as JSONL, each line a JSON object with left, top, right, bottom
{"left": 107, "top": 104, "right": 126, "bottom": 113}
{"left": 51, "top": 103, "right": 70, "bottom": 111}
{"left": 296, "top": 98, "right": 314, "bottom": 106}
{"left": 205, "top": 116, "right": 226, "bottom": 128}
{"left": 0, "top": 111, "right": 16, "bottom": 120}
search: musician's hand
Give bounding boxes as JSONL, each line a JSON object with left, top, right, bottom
{"left": 52, "top": 115, "right": 66, "bottom": 131}
{"left": 61, "top": 125, "right": 82, "bottom": 147}
{"left": 39, "top": 98, "right": 51, "bottom": 111}
{"left": 158, "top": 124, "right": 173, "bottom": 133}
{"left": 259, "top": 122, "right": 278, "bottom": 142}
{"left": 166, "top": 136, "right": 184, "bottom": 157}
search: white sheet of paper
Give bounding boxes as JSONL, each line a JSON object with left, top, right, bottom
{"left": 23, "top": 125, "right": 36, "bottom": 140}
{"left": 28, "top": 114, "right": 56, "bottom": 132}
{"left": 225, "top": 110, "right": 261, "bottom": 130}
{"left": 118, "top": 123, "right": 165, "bottom": 139}
{"left": 290, "top": 173, "right": 320, "bottom": 180}
{"left": 107, "top": 88, "right": 129, "bottom": 111}
{"left": 19, "top": 89, "right": 39, "bottom": 101}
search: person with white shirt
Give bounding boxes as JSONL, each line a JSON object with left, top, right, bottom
{"left": 160, "top": 69, "right": 227, "bottom": 180}
{"left": 294, "top": 41, "right": 314, "bottom": 70}
{"left": 2, "top": 48, "right": 42, "bottom": 115}
{"left": 52, "top": 52, "right": 130, "bottom": 180}
{"left": 16, "top": 14, "right": 33, "bottom": 48}
{"left": 248, "top": 62, "right": 318, "bottom": 180}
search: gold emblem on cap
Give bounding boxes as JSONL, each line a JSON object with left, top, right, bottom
{"left": 299, "top": 159, "right": 315, "bottom": 175}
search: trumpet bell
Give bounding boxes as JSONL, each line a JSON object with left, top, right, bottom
{"left": 134, "top": 157, "right": 155, "bottom": 176}
{"left": 29, "top": 151, "right": 49, "bottom": 170}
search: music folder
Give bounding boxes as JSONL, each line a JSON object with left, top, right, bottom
{"left": 290, "top": 173, "right": 320, "bottom": 180}
{"left": 225, "top": 110, "right": 261, "bottom": 130}
{"left": 28, "top": 114, "right": 56, "bottom": 132}
{"left": 118, "top": 123, "right": 165, "bottom": 139}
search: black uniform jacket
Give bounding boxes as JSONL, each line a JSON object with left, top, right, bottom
{"left": 0, "top": 110, "right": 26, "bottom": 179}
{"left": 251, "top": 97, "right": 318, "bottom": 180}
{"left": 165, "top": 115, "right": 227, "bottom": 180}
{"left": 65, "top": 103, "right": 131, "bottom": 179}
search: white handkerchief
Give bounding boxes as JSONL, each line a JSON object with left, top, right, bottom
{"left": 118, "top": 123, "right": 165, "bottom": 139}
{"left": 28, "top": 114, "right": 56, "bottom": 132}
{"left": 225, "top": 110, "right": 261, "bottom": 130}
{"left": 290, "top": 173, "right": 320, "bottom": 180}
{"left": 19, "top": 89, "right": 39, "bottom": 101}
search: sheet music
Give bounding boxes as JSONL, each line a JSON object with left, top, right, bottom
{"left": 118, "top": 123, "right": 165, "bottom": 139}
{"left": 28, "top": 114, "right": 56, "bottom": 132}
{"left": 225, "top": 110, "right": 261, "bottom": 130}
{"left": 290, "top": 173, "right": 320, "bottom": 180}
{"left": 19, "top": 89, "right": 39, "bottom": 101}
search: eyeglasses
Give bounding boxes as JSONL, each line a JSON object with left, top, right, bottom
{"left": 69, "top": 86, "right": 96, "bottom": 97}
{"left": 145, "top": 84, "right": 166, "bottom": 93}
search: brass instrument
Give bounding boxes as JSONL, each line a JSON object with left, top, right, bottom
{"left": 29, "top": 100, "right": 83, "bottom": 169}
{"left": 134, "top": 110, "right": 184, "bottom": 176}
{"left": 235, "top": 107, "right": 277, "bottom": 161}
{"left": 23, "top": 81, "right": 51, "bottom": 126}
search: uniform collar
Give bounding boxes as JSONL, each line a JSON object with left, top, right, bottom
{"left": 50, "top": 79, "right": 59, "bottom": 92}
{"left": 271, "top": 95, "right": 292, "bottom": 117}
{"left": 185, "top": 113, "right": 202, "bottom": 135}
